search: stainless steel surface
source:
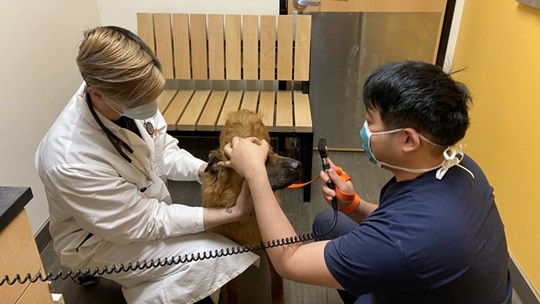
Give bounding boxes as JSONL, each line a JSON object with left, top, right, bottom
{"left": 517, "top": 0, "right": 540, "bottom": 9}
{"left": 308, "top": 12, "right": 442, "bottom": 149}
{"left": 294, "top": 0, "right": 321, "bottom": 9}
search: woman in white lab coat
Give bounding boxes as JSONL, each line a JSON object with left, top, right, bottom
{"left": 35, "top": 26, "right": 258, "bottom": 304}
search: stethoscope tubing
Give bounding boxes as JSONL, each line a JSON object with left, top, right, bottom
{"left": 86, "top": 91, "right": 134, "bottom": 163}
{"left": 85, "top": 90, "right": 155, "bottom": 192}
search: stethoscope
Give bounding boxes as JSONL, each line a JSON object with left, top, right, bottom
{"left": 85, "top": 90, "right": 155, "bottom": 192}
{"left": 86, "top": 91, "right": 134, "bottom": 163}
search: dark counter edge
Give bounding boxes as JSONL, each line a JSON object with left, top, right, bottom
{"left": 0, "top": 187, "right": 33, "bottom": 234}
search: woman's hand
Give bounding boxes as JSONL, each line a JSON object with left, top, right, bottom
{"left": 231, "top": 181, "right": 254, "bottom": 220}
{"left": 222, "top": 137, "right": 269, "bottom": 179}
{"left": 198, "top": 163, "right": 208, "bottom": 179}
{"left": 320, "top": 158, "right": 357, "bottom": 209}
{"left": 202, "top": 181, "right": 255, "bottom": 229}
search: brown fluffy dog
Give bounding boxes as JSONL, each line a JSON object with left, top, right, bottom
{"left": 202, "top": 110, "right": 302, "bottom": 304}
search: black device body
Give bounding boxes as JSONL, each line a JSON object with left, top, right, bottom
{"left": 318, "top": 138, "right": 338, "bottom": 210}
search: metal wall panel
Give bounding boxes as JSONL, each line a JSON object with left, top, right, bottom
{"left": 517, "top": 0, "right": 540, "bottom": 9}
{"left": 308, "top": 12, "right": 442, "bottom": 149}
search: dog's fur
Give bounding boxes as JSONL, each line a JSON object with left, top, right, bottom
{"left": 202, "top": 110, "right": 302, "bottom": 304}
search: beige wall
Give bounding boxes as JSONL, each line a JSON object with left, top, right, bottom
{"left": 0, "top": 1, "right": 101, "bottom": 233}
{"left": 96, "top": 0, "right": 278, "bottom": 33}
{"left": 452, "top": 0, "right": 540, "bottom": 293}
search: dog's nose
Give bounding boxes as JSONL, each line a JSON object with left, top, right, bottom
{"left": 289, "top": 160, "right": 301, "bottom": 171}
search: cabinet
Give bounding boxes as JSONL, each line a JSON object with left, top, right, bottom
{"left": 0, "top": 187, "right": 53, "bottom": 304}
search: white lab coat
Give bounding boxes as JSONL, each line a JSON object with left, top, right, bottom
{"left": 35, "top": 83, "right": 258, "bottom": 303}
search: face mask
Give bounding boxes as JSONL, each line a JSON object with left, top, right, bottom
{"left": 359, "top": 121, "right": 444, "bottom": 175}
{"left": 122, "top": 100, "right": 158, "bottom": 120}
{"left": 360, "top": 121, "right": 402, "bottom": 165}
{"left": 360, "top": 121, "right": 475, "bottom": 180}
{"left": 104, "top": 98, "right": 158, "bottom": 120}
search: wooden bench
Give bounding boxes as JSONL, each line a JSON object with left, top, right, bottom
{"left": 137, "top": 13, "right": 314, "bottom": 202}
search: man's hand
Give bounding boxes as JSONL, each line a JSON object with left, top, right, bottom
{"left": 320, "top": 158, "right": 357, "bottom": 210}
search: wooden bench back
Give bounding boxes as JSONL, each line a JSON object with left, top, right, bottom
{"left": 137, "top": 13, "right": 312, "bottom": 82}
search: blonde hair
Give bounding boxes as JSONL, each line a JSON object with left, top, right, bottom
{"left": 77, "top": 26, "right": 165, "bottom": 108}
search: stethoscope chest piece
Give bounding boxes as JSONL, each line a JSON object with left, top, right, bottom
{"left": 144, "top": 121, "right": 155, "bottom": 136}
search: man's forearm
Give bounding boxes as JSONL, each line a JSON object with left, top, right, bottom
{"left": 347, "top": 199, "right": 378, "bottom": 223}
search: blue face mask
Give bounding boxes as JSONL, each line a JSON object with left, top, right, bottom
{"left": 359, "top": 124, "right": 375, "bottom": 164}
{"left": 360, "top": 121, "right": 403, "bottom": 165}
{"left": 359, "top": 121, "right": 449, "bottom": 174}
{"left": 359, "top": 121, "right": 474, "bottom": 180}
{"left": 104, "top": 98, "right": 158, "bottom": 120}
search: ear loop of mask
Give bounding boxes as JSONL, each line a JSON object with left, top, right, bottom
{"left": 102, "top": 98, "right": 124, "bottom": 116}
{"left": 435, "top": 144, "right": 474, "bottom": 180}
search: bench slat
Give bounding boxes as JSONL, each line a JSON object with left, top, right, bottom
{"left": 294, "top": 91, "right": 313, "bottom": 132}
{"left": 258, "top": 91, "right": 275, "bottom": 131}
{"left": 157, "top": 89, "right": 178, "bottom": 113}
{"left": 177, "top": 90, "right": 210, "bottom": 131}
{"left": 278, "top": 16, "right": 294, "bottom": 81}
{"left": 154, "top": 13, "right": 174, "bottom": 79}
{"left": 225, "top": 15, "right": 242, "bottom": 80}
{"left": 208, "top": 15, "right": 225, "bottom": 80}
{"left": 260, "top": 16, "right": 276, "bottom": 81}
{"left": 217, "top": 91, "right": 243, "bottom": 130}
{"left": 190, "top": 15, "right": 208, "bottom": 80}
{"left": 294, "top": 15, "right": 312, "bottom": 81}
{"left": 162, "top": 90, "right": 194, "bottom": 130}
{"left": 172, "top": 14, "right": 191, "bottom": 79}
{"left": 275, "top": 91, "right": 293, "bottom": 132}
{"left": 240, "top": 91, "right": 259, "bottom": 113}
{"left": 137, "top": 13, "right": 155, "bottom": 54}
{"left": 197, "top": 90, "right": 227, "bottom": 131}
{"left": 243, "top": 16, "right": 259, "bottom": 80}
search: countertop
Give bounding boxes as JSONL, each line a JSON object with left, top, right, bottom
{"left": 0, "top": 186, "right": 33, "bottom": 233}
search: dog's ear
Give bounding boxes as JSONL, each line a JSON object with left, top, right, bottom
{"left": 205, "top": 149, "right": 224, "bottom": 174}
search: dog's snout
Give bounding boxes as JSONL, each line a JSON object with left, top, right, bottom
{"left": 266, "top": 156, "right": 303, "bottom": 190}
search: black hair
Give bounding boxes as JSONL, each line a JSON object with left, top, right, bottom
{"left": 362, "top": 61, "right": 472, "bottom": 146}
